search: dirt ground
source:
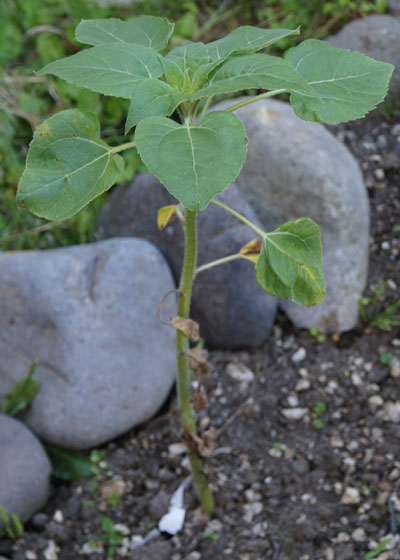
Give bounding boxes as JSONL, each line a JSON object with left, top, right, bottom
{"left": 3, "top": 111, "right": 400, "bottom": 560}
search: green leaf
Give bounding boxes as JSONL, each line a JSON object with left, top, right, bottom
{"left": 76, "top": 16, "right": 174, "bottom": 51}
{"left": 1, "top": 362, "right": 39, "bottom": 417}
{"left": 37, "top": 43, "right": 163, "bottom": 99}
{"left": 44, "top": 444, "right": 94, "bottom": 481}
{"left": 16, "top": 110, "right": 124, "bottom": 221}
{"left": 207, "top": 26, "right": 300, "bottom": 61}
{"left": 125, "top": 79, "right": 187, "bottom": 132}
{"left": 255, "top": 218, "right": 325, "bottom": 306}
{"left": 135, "top": 112, "right": 247, "bottom": 210}
{"left": 162, "top": 42, "right": 210, "bottom": 92}
{"left": 285, "top": 39, "right": 394, "bottom": 123}
{"left": 191, "top": 53, "right": 315, "bottom": 102}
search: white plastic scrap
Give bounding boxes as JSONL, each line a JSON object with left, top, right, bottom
{"left": 158, "top": 477, "right": 191, "bottom": 535}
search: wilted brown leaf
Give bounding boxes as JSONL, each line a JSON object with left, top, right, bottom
{"left": 169, "top": 316, "right": 200, "bottom": 341}
{"left": 188, "top": 348, "right": 212, "bottom": 375}
{"left": 240, "top": 238, "right": 262, "bottom": 263}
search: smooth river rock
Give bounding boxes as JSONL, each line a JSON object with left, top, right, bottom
{"left": 214, "top": 98, "right": 370, "bottom": 333}
{"left": 0, "top": 414, "right": 51, "bottom": 531}
{"left": 100, "top": 174, "right": 277, "bottom": 349}
{"left": 0, "top": 238, "right": 176, "bottom": 449}
{"left": 327, "top": 15, "right": 400, "bottom": 101}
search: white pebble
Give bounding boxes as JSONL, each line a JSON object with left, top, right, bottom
{"left": 352, "top": 527, "right": 367, "bottom": 542}
{"left": 295, "top": 378, "right": 311, "bottom": 391}
{"left": 287, "top": 394, "right": 299, "bottom": 407}
{"left": 282, "top": 407, "right": 308, "bottom": 420}
{"left": 368, "top": 395, "right": 384, "bottom": 407}
{"left": 351, "top": 372, "right": 363, "bottom": 386}
{"left": 53, "top": 510, "right": 64, "bottom": 523}
{"left": 226, "top": 363, "right": 254, "bottom": 383}
{"left": 341, "top": 486, "right": 360, "bottom": 504}
{"left": 384, "top": 401, "right": 400, "bottom": 423}
{"left": 390, "top": 357, "right": 400, "bottom": 378}
{"left": 292, "top": 347, "right": 306, "bottom": 363}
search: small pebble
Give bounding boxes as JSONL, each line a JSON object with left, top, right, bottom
{"left": 351, "top": 527, "right": 367, "bottom": 542}
{"left": 295, "top": 378, "right": 311, "bottom": 391}
{"left": 282, "top": 408, "right": 308, "bottom": 420}
{"left": 226, "top": 363, "right": 254, "bottom": 383}
{"left": 341, "top": 487, "right": 360, "bottom": 505}
{"left": 384, "top": 401, "right": 400, "bottom": 423}
{"left": 292, "top": 347, "right": 306, "bottom": 363}
{"left": 390, "top": 357, "right": 400, "bottom": 378}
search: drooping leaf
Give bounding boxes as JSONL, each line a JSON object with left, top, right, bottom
{"left": 157, "top": 204, "right": 177, "bottom": 230}
{"left": 285, "top": 39, "right": 394, "bottom": 123}
{"left": 125, "top": 79, "right": 187, "bottom": 132}
{"left": 240, "top": 238, "right": 262, "bottom": 263}
{"left": 76, "top": 16, "right": 174, "bottom": 51}
{"left": 191, "top": 53, "right": 316, "bottom": 102}
{"left": 162, "top": 42, "right": 210, "bottom": 92}
{"left": 44, "top": 444, "right": 94, "bottom": 481}
{"left": 135, "top": 112, "right": 247, "bottom": 210}
{"left": 16, "top": 110, "right": 124, "bottom": 221}
{"left": 168, "top": 317, "right": 200, "bottom": 342}
{"left": 37, "top": 43, "right": 163, "bottom": 99}
{"left": 0, "top": 362, "right": 38, "bottom": 417}
{"left": 255, "top": 217, "right": 325, "bottom": 306}
{"left": 207, "top": 26, "right": 300, "bottom": 62}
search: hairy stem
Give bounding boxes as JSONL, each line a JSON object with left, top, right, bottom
{"left": 211, "top": 199, "right": 265, "bottom": 237}
{"left": 224, "top": 89, "right": 287, "bottom": 113}
{"left": 195, "top": 253, "right": 242, "bottom": 276}
{"left": 176, "top": 209, "right": 214, "bottom": 515}
{"left": 110, "top": 140, "right": 136, "bottom": 154}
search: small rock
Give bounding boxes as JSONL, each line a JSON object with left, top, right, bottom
{"left": 226, "top": 363, "right": 255, "bottom": 383}
{"left": 341, "top": 487, "right": 361, "bottom": 505}
{"left": 287, "top": 394, "right": 299, "bottom": 407}
{"left": 0, "top": 414, "right": 51, "bottom": 532}
{"left": 43, "top": 541, "right": 59, "bottom": 560}
{"left": 185, "top": 553, "right": 201, "bottom": 560}
{"left": 390, "top": 357, "right": 400, "bottom": 378}
{"left": 292, "top": 347, "right": 307, "bottom": 364}
{"left": 243, "top": 502, "right": 263, "bottom": 522}
{"left": 351, "top": 527, "right": 367, "bottom": 542}
{"left": 0, "top": 239, "right": 176, "bottom": 450}
{"left": 295, "top": 378, "right": 311, "bottom": 392}
{"left": 282, "top": 408, "right": 308, "bottom": 420}
{"left": 383, "top": 401, "right": 400, "bottom": 422}
{"left": 368, "top": 395, "right": 384, "bottom": 408}
{"left": 100, "top": 174, "right": 277, "bottom": 349}
{"left": 31, "top": 513, "right": 49, "bottom": 528}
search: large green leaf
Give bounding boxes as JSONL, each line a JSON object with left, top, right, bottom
{"left": 37, "top": 43, "right": 163, "bottom": 99}
{"left": 76, "top": 16, "right": 174, "bottom": 51}
{"left": 162, "top": 42, "right": 210, "bottom": 92}
{"left": 255, "top": 218, "right": 325, "bottom": 306}
{"left": 125, "top": 79, "right": 187, "bottom": 132}
{"left": 191, "top": 53, "right": 316, "bottom": 101}
{"left": 135, "top": 112, "right": 247, "bottom": 210}
{"left": 207, "top": 26, "right": 300, "bottom": 62}
{"left": 16, "top": 110, "right": 123, "bottom": 221}
{"left": 285, "top": 39, "right": 394, "bottom": 123}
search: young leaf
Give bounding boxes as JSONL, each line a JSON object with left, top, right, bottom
{"left": 16, "top": 110, "right": 124, "bottom": 221}
{"left": 125, "top": 79, "right": 187, "bottom": 132}
{"left": 162, "top": 42, "right": 210, "bottom": 92}
{"left": 76, "top": 16, "right": 174, "bottom": 51}
{"left": 285, "top": 39, "right": 394, "bottom": 123}
{"left": 38, "top": 43, "right": 163, "bottom": 99}
{"left": 135, "top": 112, "right": 247, "bottom": 210}
{"left": 1, "top": 362, "right": 38, "bottom": 417}
{"left": 207, "top": 26, "right": 300, "bottom": 62}
{"left": 44, "top": 444, "right": 94, "bottom": 481}
{"left": 191, "top": 53, "right": 315, "bottom": 102}
{"left": 255, "top": 218, "right": 325, "bottom": 306}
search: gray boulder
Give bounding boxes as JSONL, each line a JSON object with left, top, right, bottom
{"left": 100, "top": 174, "right": 277, "bottom": 349}
{"left": 0, "top": 414, "right": 51, "bottom": 531}
{"left": 327, "top": 15, "right": 400, "bottom": 100}
{"left": 0, "top": 238, "right": 176, "bottom": 449}
{"left": 388, "top": 0, "right": 400, "bottom": 17}
{"left": 214, "top": 98, "right": 370, "bottom": 333}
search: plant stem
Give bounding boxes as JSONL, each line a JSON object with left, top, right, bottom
{"left": 110, "top": 141, "right": 136, "bottom": 154}
{"left": 200, "top": 96, "right": 214, "bottom": 118}
{"left": 211, "top": 199, "right": 265, "bottom": 237}
{"left": 176, "top": 209, "right": 214, "bottom": 515}
{"left": 195, "top": 253, "right": 242, "bottom": 276}
{"left": 224, "top": 89, "right": 287, "bottom": 113}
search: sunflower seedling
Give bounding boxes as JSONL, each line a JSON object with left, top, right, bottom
{"left": 16, "top": 15, "right": 393, "bottom": 513}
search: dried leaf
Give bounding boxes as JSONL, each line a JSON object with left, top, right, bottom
{"left": 157, "top": 204, "right": 177, "bottom": 230}
{"left": 240, "top": 238, "right": 262, "bottom": 263}
{"left": 188, "top": 348, "right": 211, "bottom": 375}
{"left": 191, "top": 385, "right": 209, "bottom": 412}
{"left": 169, "top": 317, "right": 200, "bottom": 341}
